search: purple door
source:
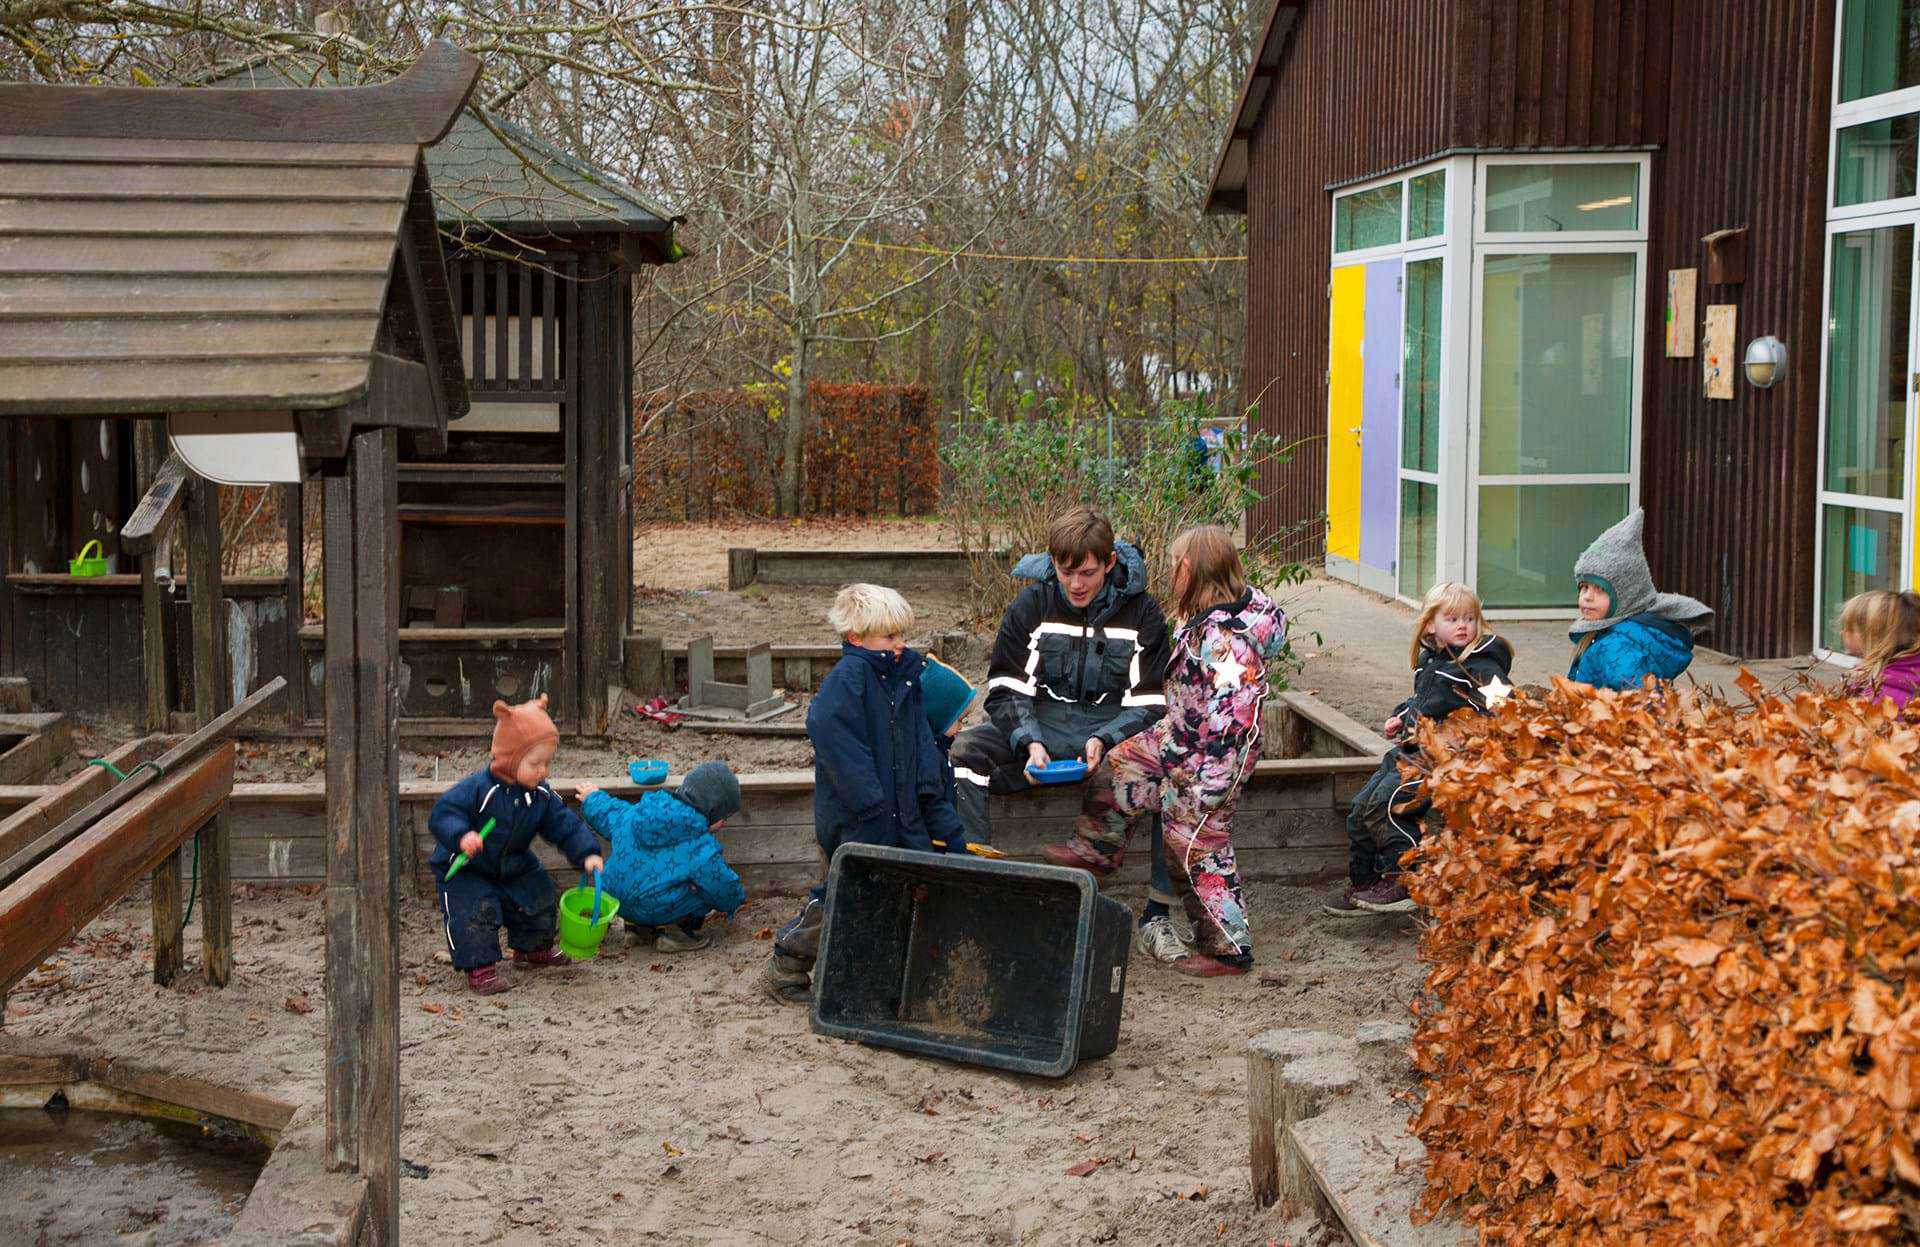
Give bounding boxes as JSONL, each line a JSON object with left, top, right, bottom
{"left": 1359, "top": 259, "right": 1403, "bottom": 573}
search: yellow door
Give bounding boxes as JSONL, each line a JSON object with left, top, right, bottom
{"left": 1327, "top": 265, "right": 1366, "bottom": 561}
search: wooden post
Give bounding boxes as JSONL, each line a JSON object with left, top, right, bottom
{"left": 185, "top": 475, "right": 233, "bottom": 986}
{"left": 324, "top": 426, "right": 400, "bottom": 1245}
{"left": 686, "top": 634, "right": 715, "bottom": 705}
{"left": 622, "top": 634, "right": 664, "bottom": 698}
{"left": 576, "top": 255, "right": 613, "bottom": 734}
{"left": 745, "top": 643, "right": 774, "bottom": 705}
{"left": 133, "top": 422, "right": 172, "bottom": 732}
{"left": 0, "top": 422, "right": 13, "bottom": 685}
{"left": 727, "top": 547, "right": 757, "bottom": 590}
{"left": 151, "top": 847, "right": 184, "bottom": 985}
{"left": 284, "top": 482, "right": 306, "bottom": 723}
{"left": 1247, "top": 1029, "right": 1358, "bottom": 1212}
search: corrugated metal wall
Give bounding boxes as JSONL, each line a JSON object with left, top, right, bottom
{"left": 1639, "top": 1, "right": 1833, "bottom": 658}
{"left": 1242, "top": 0, "right": 1826, "bottom": 655}
{"left": 1244, "top": 0, "right": 1458, "bottom": 562}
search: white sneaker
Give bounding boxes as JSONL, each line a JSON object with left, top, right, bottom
{"left": 1134, "top": 914, "right": 1188, "bottom": 963}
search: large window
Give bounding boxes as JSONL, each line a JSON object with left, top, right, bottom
{"left": 1840, "top": 0, "right": 1920, "bottom": 103}
{"left": 1470, "top": 156, "right": 1646, "bottom": 611}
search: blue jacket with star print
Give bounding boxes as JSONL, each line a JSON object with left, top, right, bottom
{"left": 426, "top": 767, "right": 600, "bottom": 879}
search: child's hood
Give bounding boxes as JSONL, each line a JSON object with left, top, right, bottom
{"left": 1570, "top": 509, "right": 1713, "bottom": 640}
{"left": 1011, "top": 539, "right": 1150, "bottom": 602}
{"left": 1879, "top": 651, "right": 1920, "bottom": 696}
{"left": 627, "top": 790, "right": 714, "bottom": 849}
{"left": 1185, "top": 585, "right": 1287, "bottom": 660}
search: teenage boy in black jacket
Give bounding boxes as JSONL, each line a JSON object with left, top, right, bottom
{"left": 950, "top": 507, "right": 1171, "bottom": 844}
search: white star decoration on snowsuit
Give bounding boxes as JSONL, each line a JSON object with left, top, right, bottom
{"left": 1209, "top": 652, "right": 1247, "bottom": 688}
{"left": 1480, "top": 675, "right": 1515, "bottom": 709}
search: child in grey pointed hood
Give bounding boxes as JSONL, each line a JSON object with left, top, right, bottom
{"left": 1567, "top": 509, "right": 1713, "bottom": 691}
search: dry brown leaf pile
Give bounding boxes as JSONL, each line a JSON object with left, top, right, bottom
{"left": 1407, "top": 673, "right": 1920, "bottom": 1246}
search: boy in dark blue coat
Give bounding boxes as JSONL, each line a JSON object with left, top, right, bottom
{"left": 575, "top": 761, "right": 746, "bottom": 955}
{"left": 762, "top": 584, "right": 976, "bottom": 1005}
{"left": 429, "top": 695, "right": 603, "bottom": 995}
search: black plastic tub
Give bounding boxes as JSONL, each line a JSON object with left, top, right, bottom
{"left": 810, "top": 844, "right": 1133, "bottom": 1077}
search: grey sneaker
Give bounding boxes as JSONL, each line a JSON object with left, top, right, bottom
{"left": 655, "top": 924, "right": 712, "bottom": 953}
{"left": 1133, "top": 914, "right": 1188, "bottom": 963}
{"left": 761, "top": 960, "right": 812, "bottom": 1006}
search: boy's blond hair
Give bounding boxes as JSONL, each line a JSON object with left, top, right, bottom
{"left": 829, "top": 583, "right": 914, "bottom": 638}
{"left": 1410, "top": 581, "right": 1503, "bottom": 667}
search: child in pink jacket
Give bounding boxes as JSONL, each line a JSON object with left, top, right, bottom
{"left": 1838, "top": 590, "right": 1920, "bottom": 711}
{"left": 1044, "top": 526, "right": 1286, "bottom": 977}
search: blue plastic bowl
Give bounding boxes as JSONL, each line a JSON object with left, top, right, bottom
{"left": 1026, "top": 759, "right": 1089, "bottom": 785}
{"left": 627, "top": 759, "right": 670, "bottom": 786}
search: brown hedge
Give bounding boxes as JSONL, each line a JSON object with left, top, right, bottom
{"left": 1408, "top": 674, "right": 1920, "bottom": 1246}
{"left": 634, "top": 383, "right": 937, "bottom": 519}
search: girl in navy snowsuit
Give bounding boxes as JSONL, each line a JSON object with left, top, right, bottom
{"left": 429, "top": 695, "right": 602, "bottom": 994}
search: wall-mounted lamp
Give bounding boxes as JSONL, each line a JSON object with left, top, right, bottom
{"left": 1743, "top": 335, "right": 1786, "bottom": 389}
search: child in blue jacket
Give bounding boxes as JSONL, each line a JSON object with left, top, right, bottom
{"left": 761, "top": 584, "right": 976, "bottom": 1005}
{"left": 1566, "top": 509, "right": 1714, "bottom": 690}
{"left": 429, "top": 695, "right": 604, "bottom": 995}
{"left": 575, "top": 761, "right": 745, "bottom": 955}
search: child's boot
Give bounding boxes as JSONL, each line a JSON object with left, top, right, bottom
{"left": 1351, "top": 873, "right": 1417, "bottom": 914}
{"left": 655, "top": 918, "right": 711, "bottom": 954}
{"left": 466, "top": 964, "right": 515, "bottom": 995}
{"left": 511, "top": 945, "right": 571, "bottom": 969}
{"left": 761, "top": 952, "right": 813, "bottom": 1006}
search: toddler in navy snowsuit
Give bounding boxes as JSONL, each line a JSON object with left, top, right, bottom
{"left": 576, "top": 761, "right": 746, "bottom": 955}
{"left": 761, "top": 584, "right": 977, "bottom": 1005}
{"left": 429, "top": 695, "right": 603, "bottom": 994}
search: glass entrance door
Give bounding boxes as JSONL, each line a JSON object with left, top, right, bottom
{"left": 1817, "top": 222, "right": 1915, "bottom": 649}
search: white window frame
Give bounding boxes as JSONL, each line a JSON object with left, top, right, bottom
{"left": 1816, "top": 1, "right": 1920, "bottom": 660}
{"left": 1326, "top": 156, "right": 1472, "bottom": 605}
{"left": 1465, "top": 152, "right": 1650, "bottom": 617}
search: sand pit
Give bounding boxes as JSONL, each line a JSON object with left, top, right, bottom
{"left": 1, "top": 877, "right": 1411, "bottom": 1245}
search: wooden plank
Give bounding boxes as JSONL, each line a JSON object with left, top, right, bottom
{"left": 0, "top": 736, "right": 160, "bottom": 868}
{"left": 0, "top": 741, "right": 235, "bottom": 992}
{"left": 395, "top": 463, "right": 563, "bottom": 485}
{"left": 0, "top": 273, "right": 390, "bottom": 317}
{"left": 0, "top": 679, "right": 26, "bottom": 712}
{"left": 0, "top": 424, "right": 10, "bottom": 682}
{"left": 2, "top": 315, "right": 381, "bottom": 363}
{"left": 0, "top": 134, "right": 418, "bottom": 165}
{"left": 0, "top": 1053, "right": 84, "bottom": 1084}
{"left": 0, "top": 359, "right": 375, "bottom": 417}
{"left": 0, "top": 679, "right": 279, "bottom": 888}
{"left": 0, "top": 40, "right": 479, "bottom": 146}
{"left": 0, "top": 233, "right": 398, "bottom": 277}
{"left": 0, "top": 714, "right": 70, "bottom": 784}
{"left": 83, "top": 1059, "right": 296, "bottom": 1133}
{"left": 0, "top": 197, "right": 406, "bottom": 234}
{"left": 119, "top": 450, "right": 188, "bottom": 554}
{"left": 228, "top": 1102, "right": 369, "bottom": 1247}
{"left": 0, "top": 162, "right": 413, "bottom": 201}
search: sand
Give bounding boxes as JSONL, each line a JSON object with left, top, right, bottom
{"left": 2, "top": 878, "right": 1413, "bottom": 1246}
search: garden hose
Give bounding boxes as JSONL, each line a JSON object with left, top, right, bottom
{"left": 86, "top": 757, "right": 195, "bottom": 932}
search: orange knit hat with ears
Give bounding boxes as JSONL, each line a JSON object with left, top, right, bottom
{"left": 490, "top": 694, "right": 558, "bottom": 780}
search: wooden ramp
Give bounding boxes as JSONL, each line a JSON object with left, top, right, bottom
{"left": 1286, "top": 1091, "right": 1470, "bottom": 1247}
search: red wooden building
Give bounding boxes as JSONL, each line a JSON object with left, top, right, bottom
{"left": 1206, "top": 0, "right": 1910, "bottom": 659}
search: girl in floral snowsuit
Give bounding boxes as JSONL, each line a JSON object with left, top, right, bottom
{"left": 1044, "top": 526, "right": 1287, "bottom": 977}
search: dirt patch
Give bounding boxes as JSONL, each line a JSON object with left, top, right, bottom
{"left": 915, "top": 936, "right": 994, "bottom": 1038}
{"left": 2, "top": 879, "right": 1407, "bottom": 1245}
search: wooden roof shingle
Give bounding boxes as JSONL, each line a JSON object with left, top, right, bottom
{"left": 0, "top": 43, "right": 479, "bottom": 419}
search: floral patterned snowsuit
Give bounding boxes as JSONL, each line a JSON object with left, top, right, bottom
{"left": 1066, "top": 586, "right": 1287, "bottom": 960}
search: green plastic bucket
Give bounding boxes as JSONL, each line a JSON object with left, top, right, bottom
{"left": 556, "top": 884, "right": 619, "bottom": 960}
{"left": 68, "top": 539, "right": 107, "bottom": 578}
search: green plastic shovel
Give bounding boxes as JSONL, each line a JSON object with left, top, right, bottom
{"left": 443, "top": 817, "right": 497, "bottom": 881}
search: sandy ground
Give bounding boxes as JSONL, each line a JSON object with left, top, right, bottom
{"left": 2, "top": 879, "right": 1407, "bottom": 1246}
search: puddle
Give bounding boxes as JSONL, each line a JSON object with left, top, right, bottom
{"left": 0, "top": 1104, "right": 270, "bottom": 1245}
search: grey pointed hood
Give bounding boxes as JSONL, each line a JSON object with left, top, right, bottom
{"left": 1569, "top": 509, "right": 1713, "bottom": 638}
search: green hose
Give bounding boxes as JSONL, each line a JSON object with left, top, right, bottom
{"left": 87, "top": 757, "right": 195, "bottom": 931}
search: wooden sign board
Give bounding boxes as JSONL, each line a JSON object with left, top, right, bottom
{"left": 1702, "top": 304, "right": 1736, "bottom": 400}
{"left": 1665, "top": 269, "right": 1697, "bottom": 357}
